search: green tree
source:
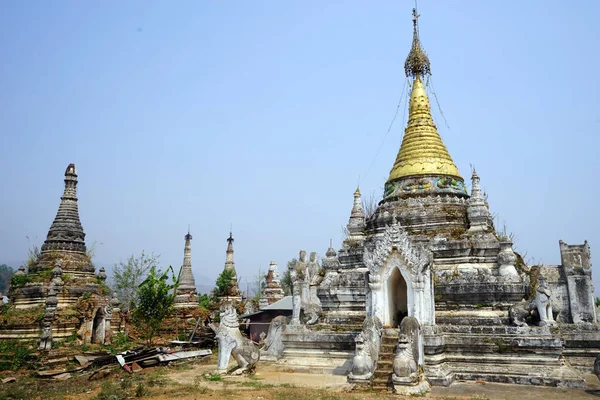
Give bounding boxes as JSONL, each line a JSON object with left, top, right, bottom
{"left": 132, "top": 266, "right": 177, "bottom": 345}
{"left": 214, "top": 269, "right": 236, "bottom": 297}
{"left": 0, "top": 264, "right": 15, "bottom": 293}
{"left": 198, "top": 293, "right": 212, "bottom": 309}
{"left": 281, "top": 259, "right": 296, "bottom": 296}
{"left": 112, "top": 252, "right": 159, "bottom": 312}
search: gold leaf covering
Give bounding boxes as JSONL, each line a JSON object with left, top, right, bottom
{"left": 386, "top": 76, "right": 462, "bottom": 183}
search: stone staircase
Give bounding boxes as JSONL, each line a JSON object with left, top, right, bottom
{"left": 371, "top": 329, "right": 398, "bottom": 391}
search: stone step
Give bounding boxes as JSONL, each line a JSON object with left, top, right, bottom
{"left": 376, "top": 360, "right": 393, "bottom": 368}
{"left": 425, "top": 353, "right": 564, "bottom": 367}
{"left": 437, "top": 325, "right": 526, "bottom": 334}
{"left": 436, "top": 316, "right": 509, "bottom": 326}
{"left": 309, "top": 324, "right": 362, "bottom": 332}
{"left": 373, "top": 371, "right": 392, "bottom": 380}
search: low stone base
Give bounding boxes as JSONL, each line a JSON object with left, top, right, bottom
{"left": 279, "top": 325, "right": 356, "bottom": 375}
{"left": 392, "top": 379, "right": 430, "bottom": 396}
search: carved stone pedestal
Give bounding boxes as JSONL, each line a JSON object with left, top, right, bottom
{"left": 391, "top": 376, "right": 430, "bottom": 396}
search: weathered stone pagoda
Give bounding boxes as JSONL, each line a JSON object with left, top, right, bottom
{"left": 218, "top": 232, "right": 242, "bottom": 304}
{"left": 277, "top": 9, "right": 598, "bottom": 390}
{"left": 1, "top": 164, "right": 117, "bottom": 347}
{"left": 259, "top": 261, "right": 285, "bottom": 309}
{"left": 174, "top": 230, "right": 198, "bottom": 308}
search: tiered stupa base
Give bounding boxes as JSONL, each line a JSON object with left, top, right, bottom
{"left": 423, "top": 320, "right": 587, "bottom": 388}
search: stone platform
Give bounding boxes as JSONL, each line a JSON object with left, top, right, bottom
{"left": 423, "top": 323, "right": 587, "bottom": 388}
{"left": 278, "top": 325, "right": 358, "bottom": 375}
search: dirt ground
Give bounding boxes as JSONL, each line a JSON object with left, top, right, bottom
{"left": 155, "top": 361, "right": 600, "bottom": 400}
{"left": 2, "top": 359, "right": 600, "bottom": 400}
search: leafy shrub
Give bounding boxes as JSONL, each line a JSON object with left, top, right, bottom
{"left": 10, "top": 274, "right": 31, "bottom": 287}
{"left": 0, "top": 340, "right": 37, "bottom": 371}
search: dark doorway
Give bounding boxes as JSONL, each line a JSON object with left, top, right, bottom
{"left": 387, "top": 267, "right": 408, "bottom": 327}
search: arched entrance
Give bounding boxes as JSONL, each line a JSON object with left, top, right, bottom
{"left": 387, "top": 267, "right": 408, "bottom": 328}
{"left": 364, "top": 222, "right": 436, "bottom": 326}
{"left": 91, "top": 308, "right": 105, "bottom": 344}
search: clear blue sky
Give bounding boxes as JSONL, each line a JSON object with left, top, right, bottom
{"left": 1, "top": 1, "right": 599, "bottom": 293}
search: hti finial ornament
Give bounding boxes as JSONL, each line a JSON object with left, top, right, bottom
{"left": 404, "top": 7, "right": 431, "bottom": 78}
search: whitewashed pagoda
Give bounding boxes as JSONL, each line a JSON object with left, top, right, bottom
{"left": 278, "top": 9, "right": 598, "bottom": 391}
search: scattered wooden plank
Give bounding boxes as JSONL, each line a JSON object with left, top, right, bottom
{"left": 74, "top": 355, "right": 89, "bottom": 366}
{"left": 157, "top": 349, "right": 211, "bottom": 362}
{"left": 52, "top": 373, "right": 72, "bottom": 381}
{"left": 131, "top": 362, "right": 143, "bottom": 373}
{"left": 1, "top": 377, "right": 16, "bottom": 384}
{"left": 37, "top": 369, "right": 68, "bottom": 377}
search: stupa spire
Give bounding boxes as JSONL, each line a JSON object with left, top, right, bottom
{"left": 178, "top": 230, "right": 196, "bottom": 291}
{"left": 41, "top": 164, "right": 87, "bottom": 255}
{"left": 343, "top": 187, "right": 366, "bottom": 247}
{"left": 219, "top": 231, "right": 241, "bottom": 303}
{"left": 386, "top": 9, "right": 463, "bottom": 186}
{"left": 225, "top": 231, "right": 236, "bottom": 273}
{"left": 467, "top": 169, "right": 493, "bottom": 233}
{"left": 174, "top": 229, "right": 198, "bottom": 307}
{"left": 404, "top": 8, "right": 431, "bottom": 79}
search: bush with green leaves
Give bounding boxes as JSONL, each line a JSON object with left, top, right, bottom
{"left": 132, "top": 266, "right": 177, "bottom": 345}
{"left": 0, "top": 340, "right": 36, "bottom": 371}
{"left": 214, "top": 269, "right": 236, "bottom": 297}
{"left": 10, "top": 273, "right": 31, "bottom": 288}
{"left": 198, "top": 293, "right": 212, "bottom": 309}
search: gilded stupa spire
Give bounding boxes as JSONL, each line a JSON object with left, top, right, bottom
{"left": 404, "top": 8, "right": 431, "bottom": 79}
{"left": 386, "top": 9, "right": 463, "bottom": 188}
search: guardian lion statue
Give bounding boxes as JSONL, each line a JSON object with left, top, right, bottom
{"left": 210, "top": 303, "right": 259, "bottom": 375}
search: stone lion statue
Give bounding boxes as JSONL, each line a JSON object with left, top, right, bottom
{"left": 348, "top": 333, "right": 372, "bottom": 380}
{"left": 348, "top": 316, "right": 382, "bottom": 382}
{"left": 260, "top": 315, "right": 286, "bottom": 360}
{"left": 509, "top": 298, "right": 534, "bottom": 327}
{"left": 210, "top": 303, "right": 259, "bottom": 375}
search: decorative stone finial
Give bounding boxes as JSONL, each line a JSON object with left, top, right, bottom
{"left": 97, "top": 267, "right": 107, "bottom": 281}
{"left": 15, "top": 265, "right": 26, "bottom": 276}
{"left": 111, "top": 291, "right": 121, "bottom": 308}
{"left": 51, "top": 262, "right": 64, "bottom": 286}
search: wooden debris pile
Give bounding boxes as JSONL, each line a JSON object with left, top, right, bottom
{"left": 35, "top": 347, "right": 212, "bottom": 381}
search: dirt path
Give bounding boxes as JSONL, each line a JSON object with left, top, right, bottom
{"left": 163, "top": 362, "right": 600, "bottom": 400}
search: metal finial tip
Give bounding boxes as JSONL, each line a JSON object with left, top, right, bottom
{"left": 405, "top": 8, "right": 431, "bottom": 78}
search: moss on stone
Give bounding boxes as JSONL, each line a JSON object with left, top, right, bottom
{"left": 0, "top": 304, "right": 45, "bottom": 327}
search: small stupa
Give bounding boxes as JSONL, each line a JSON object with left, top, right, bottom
{"left": 174, "top": 229, "right": 198, "bottom": 308}
{"left": 217, "top": 232, "right": 242, "bottom": 304}
{"left": 260, "top": 261, "right": 285, "bottom": 308}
